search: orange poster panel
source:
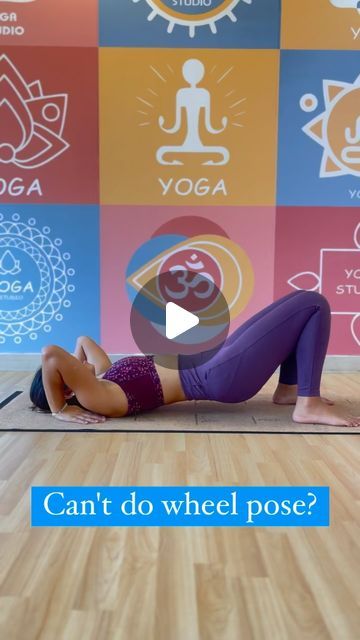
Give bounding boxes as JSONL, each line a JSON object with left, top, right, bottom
{"left": 100, "top": 48, "right": 279, "bottom": 207}
{"left": 281, "top": 0, "right": 360, "bottom": 50}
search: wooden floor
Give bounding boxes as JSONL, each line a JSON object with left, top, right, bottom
{"left": 0, "top": 372, "right": 359, "bottom": 640}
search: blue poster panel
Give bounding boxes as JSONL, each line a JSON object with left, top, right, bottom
{"left": 99, "top": 0, "right": 280, "bottom": 48}
{"left": 0, "top": 205, "right": 100, "bottom": 353}
{"left": 277, "top": 51, "right": 360, "bottom": 207}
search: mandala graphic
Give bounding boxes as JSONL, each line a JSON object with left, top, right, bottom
{"left": 0, "top": 213, "right": 75, "bottom": 344}
{"left": 0, "top": 53, "right": 69, "bottom": 170}
{"left": 132, "top": 0, "right": 252, "bottom": 38}
{"left": 288, "top": 223, "right": 360, "bottom": 346}
{"left": 301, "top": 74, "right": 360, "bottom": 178}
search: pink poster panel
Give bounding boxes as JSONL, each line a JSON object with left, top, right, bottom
{"left": 101, "top": 206, "right": 276, "bottom": 354}
{"left": 275, "top": 207, "right": 360, "bottom": 356}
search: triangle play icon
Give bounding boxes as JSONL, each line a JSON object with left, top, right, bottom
{"left": 165, "top": 302, "right": 199, "bottom": 340}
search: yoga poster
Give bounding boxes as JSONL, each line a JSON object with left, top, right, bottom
{"left": 0, "top": 0, "right": 358, "bottom": 360}
{"left": 99, "top": 48, "right": 279, "bottom": 207}
{"left": 0, "top": 47, "right": 99, "bottom": 204}
{"left": 274, "top": 207, "right": 360, "bottom": 355}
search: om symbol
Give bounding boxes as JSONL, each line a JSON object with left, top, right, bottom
{"left": 164, "top": 266, "right": 215, "bottom": 300}
{"left": 159, "top": 248, "right": 222, "bottom": 311}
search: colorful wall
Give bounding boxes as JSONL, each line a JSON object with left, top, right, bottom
{"left": 0, "top": 0, "right": 359, "bottom": 356}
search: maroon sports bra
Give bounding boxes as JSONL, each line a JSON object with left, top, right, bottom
{"left": 102, "top": 356, "right": 165, "bottom": 416}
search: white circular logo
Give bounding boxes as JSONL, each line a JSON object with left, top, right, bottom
{"left": 0, "top": 213, "right": 75, "bottom": 344}
{"left": 133, "top": 0, "right": 249, "bottom": 37}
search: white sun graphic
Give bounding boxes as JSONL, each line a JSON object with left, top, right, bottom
{"left": 301, "top": 74, "right": 360, "bottom": 178}
{"left": 132, "top": 0, "right": 252, "bottom": 38}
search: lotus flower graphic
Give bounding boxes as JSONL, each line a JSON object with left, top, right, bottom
{"left": 0, "top": 54, "right": 69, "bottom": 169}
{"left": 0, "top": 249, "right": 21, "bottom": 275}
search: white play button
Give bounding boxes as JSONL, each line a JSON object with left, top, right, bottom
{"left": 165, "top": 302, "right": 199, "bottom": 340}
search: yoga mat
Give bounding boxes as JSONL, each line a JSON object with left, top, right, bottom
{"left": 0, "top": 386, "right": 359, "bottom": 435}
{"left": 0, "top": 391, "right": 23, "bottom": 410}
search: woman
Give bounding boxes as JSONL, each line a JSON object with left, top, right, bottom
{"left": 30, "top": 290, "right": 360, "bottom": 427}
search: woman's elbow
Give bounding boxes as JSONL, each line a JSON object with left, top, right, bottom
{"left": 76, "top": 335, "right": 91, "bottom": 346}
{"left": 41, "top": 344, "right": 61, "bottom": 359}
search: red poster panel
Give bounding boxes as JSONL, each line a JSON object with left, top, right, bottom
{"left": 0, "top": 0, "right": 98, "bottom": 47}
{"left": 0, "top": 47, "right": 99, "bottom": 204}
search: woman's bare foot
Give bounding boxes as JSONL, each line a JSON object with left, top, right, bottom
{"left": 272, "top": 383, "right": 333, "bottom": 406}
{"left": 293, "top": 396, "right": 360, "bottom": 427}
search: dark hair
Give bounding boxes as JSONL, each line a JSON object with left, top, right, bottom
{"left": 29, "top": 367, "right": 82, "bottom": 413}
{"left": 30, "top": 367, "right": 51, "bottom": 412}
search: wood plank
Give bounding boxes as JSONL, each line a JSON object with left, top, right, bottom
{"left": 0, "top": 371, "right": 359, "bottom": 640}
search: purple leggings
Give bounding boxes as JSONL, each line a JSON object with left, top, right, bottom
{"left": 179, "top": 290, "right": 331, "bottom": 402}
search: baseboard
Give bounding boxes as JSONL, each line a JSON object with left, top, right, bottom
{"left": 0, "top": 354, "right": 359, "bottom": 372}
{"left": 325, "top": 356, "right": 360, "bottom": 372}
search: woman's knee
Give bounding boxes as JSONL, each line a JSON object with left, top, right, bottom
{"left": 298, "top": 290, "right": 330, "bottom": 311}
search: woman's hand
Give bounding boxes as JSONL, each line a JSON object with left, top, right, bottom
{"left": 53, "top": 405, "right": 106, "bottom": 425}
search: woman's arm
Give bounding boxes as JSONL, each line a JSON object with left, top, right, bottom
{"left": 73, "top": 336, "right": 112, "bottom": 375}
{"left": 42, "top": 345, "right": 127, "bottom": 422}
{"left": 41, "top": 345, "right": 105, "bottom": 424}
{"left": 41, "top": 347, "right": 69, "bottom": 415}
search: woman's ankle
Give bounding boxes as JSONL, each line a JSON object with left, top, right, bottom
{"left": 295, "top": 395, "right": 322, "bottom": 408}
{"left": 277, "top": 382, "right": 297, "bottom": 390}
